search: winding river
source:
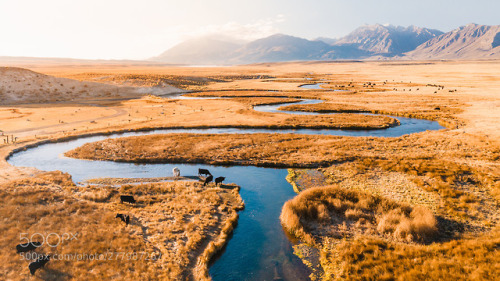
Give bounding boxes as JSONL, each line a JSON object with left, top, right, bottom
{"left": 8, "top": 85, "right": 444, "bottom": 280}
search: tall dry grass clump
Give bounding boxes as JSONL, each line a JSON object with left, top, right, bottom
{"left": 280, "top": 185, "right": 438, "bottom": 245}
{"left": 280, "top": 200, "right": 317, "bottom": 245}
{"left": 377, "top": 206, "right": 437, "bottom": 242}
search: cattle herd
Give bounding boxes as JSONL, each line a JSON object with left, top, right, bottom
{"left": 15, "top": 242, "right": 48, "bottom": 275}
{"left": 198, "top": 168, "right": 225, "bottom": 187}
{"left": 15, "top": 167, "right": 227, "bottom": 276}
{"left": 174, "top": 167, "right": 226, "bottom": 187}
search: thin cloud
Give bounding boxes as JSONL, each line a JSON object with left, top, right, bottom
{"left": 183, "top": 14, "right": 286, "bottom": 42}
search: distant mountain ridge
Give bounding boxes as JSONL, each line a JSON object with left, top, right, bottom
{"left": 229, "top": 34, "right": 332, "bottom": 64}
{"left": 314, "top": 37, "right": 337, "bottom": 45}
{"left": 153, "top": 37, "right": 244, "bottom": 65}
{"left": 405, "top": 23, "right": 500, "bottom": 59}
{"left": 152, "top": 23, "right": 500, "bottom": 64}
{"left": 333, "top": 24, "right": 443, "bottom": 56}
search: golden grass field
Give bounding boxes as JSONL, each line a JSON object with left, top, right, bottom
{"left": 0, "top": 172, "right": 243, "bottom": 280}
{"left": 0, "top": 60, "right": 499, "bottom": 280}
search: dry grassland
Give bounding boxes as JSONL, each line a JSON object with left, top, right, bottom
{"left": 281, "top": 172, "right": 499, "bottom": 280}
{"left": 319, "top": 230, "right": 500, "bottom": 281}
{"left": 0, "top": 172, "right": 243, "bottom": 280}
{"left": 62, "top": 73, "right": 274, "bottom": 90}
{"left": 0, "top": 93, "right": 396, "bottom": 141}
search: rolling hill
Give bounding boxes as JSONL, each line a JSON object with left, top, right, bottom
{"left": 0, "top": 67, "right": 183, "bottom": 105}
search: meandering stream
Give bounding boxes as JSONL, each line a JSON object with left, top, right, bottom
{"left": 8, "top": 84, "right": 444, "bottom": 280}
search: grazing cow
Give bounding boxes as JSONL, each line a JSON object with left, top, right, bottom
{"left": 215, "top": 177, "right": 225, "bottom": 186}
{"left": 16, "top": 242, "right": 41, "bottom": 253}
{"left": 116, "top": 214, "right": 130, "bottom": 226}
{"left": 120, "top": 195, "right": 136, "bottom": 204}
{"left": 198, "top": 168, "right": 212, "bottom": 177}
{"left": 173, "top": 167, "right": 180, "bottom": 177}
{"left": 434, "top": 107, "right": 441, "bottom": 110}
{"left": 29, "top": 255, "right": 50, "bottom": 275}
{"left": 203, "top": 175, "right": 213, "bottom": 186}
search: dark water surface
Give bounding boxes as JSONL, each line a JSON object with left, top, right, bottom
{"left": 8, "top": 95, "right": 444, "bottom": 281}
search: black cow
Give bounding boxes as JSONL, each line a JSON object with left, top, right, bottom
{"left": 116, "top": 214, "right": 130, "bottom": 226}
{"left": 203, "top": 175, "right": 213, "bottom": 186}
{"left": 215, "top": 177, "right": 225, "bottom": 186}
{"left": 29, "top": 255, "right": 50, "bottom": 275}
{"left": 198, "top": 168, "right": 212, "bottom": 177}
{"left": 120, "top": 195, "right": 136, "bottom": 204}
{"left": 16, "top": 242, "right": 41, "bottom": 253}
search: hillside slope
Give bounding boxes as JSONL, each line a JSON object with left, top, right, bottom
{"left": 153, "top": 37, "right": 243, "bottom": 65}
{"left": 405, "top": 24, "right": 500, "bottom": 59}
{"left": 334, "top": 24, "right": 443, "bottom": 56}
{"left": 230, "top": 34, "right": 333, "bottom": 63}
{"left": 0, "top": 67, "right": 183, "bottom": 105}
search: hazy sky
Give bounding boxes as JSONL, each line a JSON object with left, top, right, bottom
{"left": 0, "top": 0, "right": 498, "bottom": 60}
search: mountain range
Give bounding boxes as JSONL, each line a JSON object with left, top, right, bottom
{"left": 152, "top": 23, "right": 500, "bottom": 64}
{"left": 405, "top": 23, "right": 500, "bottom": 59}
